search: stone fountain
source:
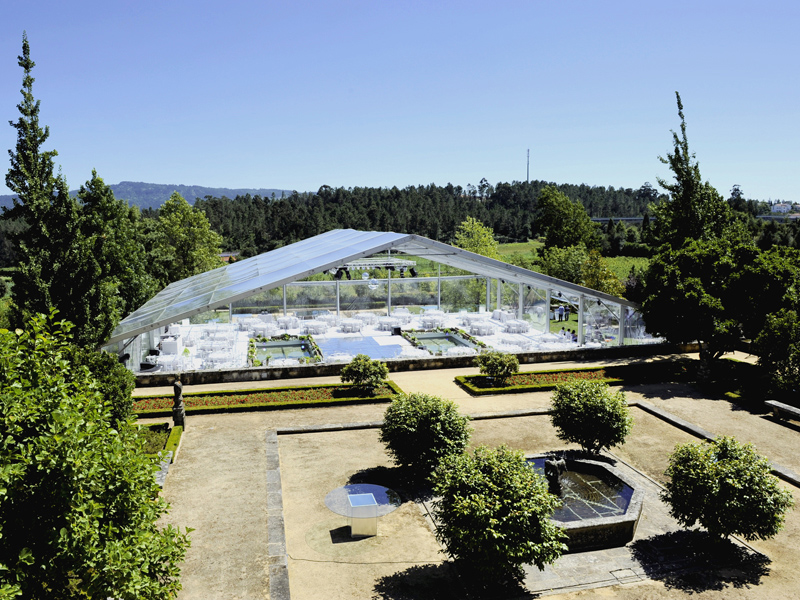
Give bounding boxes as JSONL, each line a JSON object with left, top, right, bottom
{"left": 531, "top": 454, "right": 644, "bottom": 552}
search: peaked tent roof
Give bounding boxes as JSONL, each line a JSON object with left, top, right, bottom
{"left": 107, "top": 229, "right": 638, "bottom": 346}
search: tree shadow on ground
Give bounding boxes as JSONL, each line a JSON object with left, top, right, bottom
{"left": 372, "top": 563, "right": 538, "bottom": 600}
{"left": 621, "top": 381, "right": 704, "bottom": 401}
{"left": 348, "top": 465, "right": 434, "bottom": 502}
{"left": 630, "top": 529, "right": 770, "bottom": 593}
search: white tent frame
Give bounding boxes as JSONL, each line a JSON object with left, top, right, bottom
{"left": 107, "top": 229, "right": 643, "bottom": 349}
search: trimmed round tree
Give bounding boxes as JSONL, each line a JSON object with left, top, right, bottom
{"left": 663, "top": 436, "right": 794, "bottom": 541}
{"left": 340, "top": 353, "right": 389, "bottom": 395}
{"left": 432, "top": 445, "right": 567, "bottom": 585}
{"left": 474, "top": 350, "right": 519, "bottom": 385}
{"left": 549, "top": 379, "right": 632, "bottom": 453}
{"left": 379, "top": 393, "right": 471, "bottom": 480}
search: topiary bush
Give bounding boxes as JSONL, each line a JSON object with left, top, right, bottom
{"left": 432, "top": 445, "right": 566, "bottom": 586}
{"left": 340, "top": 353, "right": 389, "bottom": 394}
{"left": 549, "top": 379, "right": 632, "bottom": 454}
{"left": 474, "top": 350, "right": 519, "bottom": 385}
{"left": 663, "top": 436, "right": 794, "bottom": 542}
{"left": 379, "top": 393, "right": 471, "bottom": 480}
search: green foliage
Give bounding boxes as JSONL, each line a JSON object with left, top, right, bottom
{"left": 453, "top": 216, "right": 500, "bottom": 259}
{"left": 247, "top": 338, "right": 262, "bottom": 367}
{"left": 642, "top": 238, "right": 744, "bottom": 363}
{"left": 581, "top": 249, "right": 626, "bottom": 297}
{"left": 339, "top": 353, "right": 389, "bottom": 392}
{"left": 474, "top": 350, "right": 519, "bottom": 384}
{"left": 662, "top": 436, "right": 794, "bottom": 541}
{"left": 550, "top": 379, "right": 632, "bottom": 453}
{"left": 4, "top": 36, "right": 156, "bottom": 347}
{"left": 536, "top": 186, "right": 599, "bottom": 249}
{"left": 143, "top": 192, "right": 224, "bottom": 288}
{"left": 379, "top": 393, "right": 471, "bottom": 479}
{"left": 652, "top": 92, "right": 736, "bottom": 249}
{"left": 431, "top": 445, "right": 566, "bottom": 585}
{"left": 537, "top": 243, "right": 588, "bottom": 284}
{"left": 194, "top": 180, "right": 660, "bottom": 258}
{"left": 728, "top": 245, "right": 800, "bottom": 340}
{"left": 755, "top": 309, "right": 800, "bottom": 394}
{"left": 63, "top": 345, "right": 136, "bottom": 425}
{"left": 0, "top": 314, "right": 190, "bottom": 599}
{"left": 140, "top": 423, "right": 171, "bottom": 454}
{"left": 603, "top": 256, "right": 650, "bottom": 282}
{"left": 165, "top": 425, "right": 183, "bottom": 458}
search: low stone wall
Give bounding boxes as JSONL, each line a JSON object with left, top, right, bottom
{"left": 134, "top": 342, "right": 700, "bottom": 388}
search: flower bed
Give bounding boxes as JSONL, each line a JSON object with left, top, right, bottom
{"left": 456, "top": 368, "right": 620, "bottom": 396}
{"left": 133, "top": 380, "right": 403, "bottom": 417}
{"left": 455, "top": 360, "right": 699, "bottom": 396}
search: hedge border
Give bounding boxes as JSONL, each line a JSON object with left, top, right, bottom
{"left": 142, "top": 422, "right": 183, "bottom": 464}
{"left": 133, "top": 380, "right": 404, "bottom": 418}
{"left": 456, "top": 367, "right": 621, "bottom": 396}
{"left": 455, "top": 361, "right": 696, "bottom": 396}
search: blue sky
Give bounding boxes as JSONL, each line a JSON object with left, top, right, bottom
{"left": 2, "top": 1, "right": 798, "bottom": 202}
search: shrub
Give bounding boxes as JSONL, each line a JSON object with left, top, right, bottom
{"left": 432, "top": 445, "right": 566, "bottom": 585}
{"left": 340, "top": 353, "right": 389, "bottom": 394}
{"left": 379, "top": 393, "right": 471, "bottom": 480}
{"left": 474, "top": 350, "right": 519, "bottom": 385}
{"left": 663, "top": 436, "right": 794, "bottom": 541}
{"left": 549, "top": 379, "right": 632, "bottom": 453}
{"left": 0, "top": 314, "right": 190, "bottom": 598}
{"left": 64, "top": 345, "right": 136, "bottom": 425}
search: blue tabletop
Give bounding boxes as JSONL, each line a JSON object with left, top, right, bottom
{"left": 324, "top": 484, "right": 402, "bottom": 517}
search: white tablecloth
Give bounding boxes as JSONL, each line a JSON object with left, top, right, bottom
{"left": 377, "top": 317, "right": 400, "bottom": 331}
{"left": 470, "top": 322, "right": 496, "bottom": 336}
{"left": 340, "top": 319, "right": 363, "bottom": 333}
{"left": 421, "top": 315, "right": 444, "bottom": 329}
{"left": 504, "top": 320, "right": 530, "bottom": 334}
{"left": 354, "top": 312, "right": 377, "bottom": 325}
{"left": 277, "top": 317, "right": 299, "bottom": 330}
{"left": 303, "top": 321, "right": 329, "bottom": 335}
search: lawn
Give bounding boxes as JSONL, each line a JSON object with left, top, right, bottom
{"left": 604, "top": 256, "right": 650, "bottom": 281}
{"left": 497, "top": 240, "right": 543, "bottom": 257}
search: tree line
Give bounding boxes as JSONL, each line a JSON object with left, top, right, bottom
{"left": 183, "top": 179, "right": 665, "bottom": 256}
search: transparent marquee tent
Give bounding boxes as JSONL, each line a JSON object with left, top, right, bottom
{"left": 106, "top": 229, "right": 655, "bottom": 372}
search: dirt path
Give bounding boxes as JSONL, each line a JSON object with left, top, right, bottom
{"left": 156, "top": 354, "right": 800, "bottom": 600}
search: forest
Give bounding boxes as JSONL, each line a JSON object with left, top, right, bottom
{"left": 182, "top": 179, "right": 665, "bottom": 255}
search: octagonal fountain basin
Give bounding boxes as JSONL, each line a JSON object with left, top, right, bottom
{"left": 527, "top": 455, "right": 644, "bottom": 552}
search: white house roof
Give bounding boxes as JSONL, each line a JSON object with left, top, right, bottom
{"left": 107, "top": 229, "right": 638, "bottom": 345}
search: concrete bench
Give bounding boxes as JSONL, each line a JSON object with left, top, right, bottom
{"left": 765, "top": 400, "right": 800, "bottom": 421}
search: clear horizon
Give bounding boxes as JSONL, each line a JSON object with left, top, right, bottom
{"left": 2, "top": 1, "right": 798, "bottom": 202}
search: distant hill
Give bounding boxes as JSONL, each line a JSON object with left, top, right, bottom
{"left": 0, "top": 181, "right": 295, "bottom": 211}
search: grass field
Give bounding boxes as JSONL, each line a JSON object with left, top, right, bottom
{"left": 496, "top": 241, "right": 649, "bottom": 283}
{"left": 604, "top": 256, "right": 650, "bottom": 280}
{"left": 496, "top": 240, "right": 543, "bottom": 258}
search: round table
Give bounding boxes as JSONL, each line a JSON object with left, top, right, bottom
{"left": 324, "top": 484, "right": 402, "bottom": 518}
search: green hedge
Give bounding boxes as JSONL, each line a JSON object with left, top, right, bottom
{"left": 456, "top": 367, "right": 619, "bottom": 396}
{"left": 141, "top": 422, "right": 183, "bottom": 464}
{"left": 455, "top": 360, "right": 696, "bottom": 396}
{"left": 133, "top": 380, "right": 404, "bottom": 418}
{"left": 165, "top": 425, "right": 183, "bottom": 459}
